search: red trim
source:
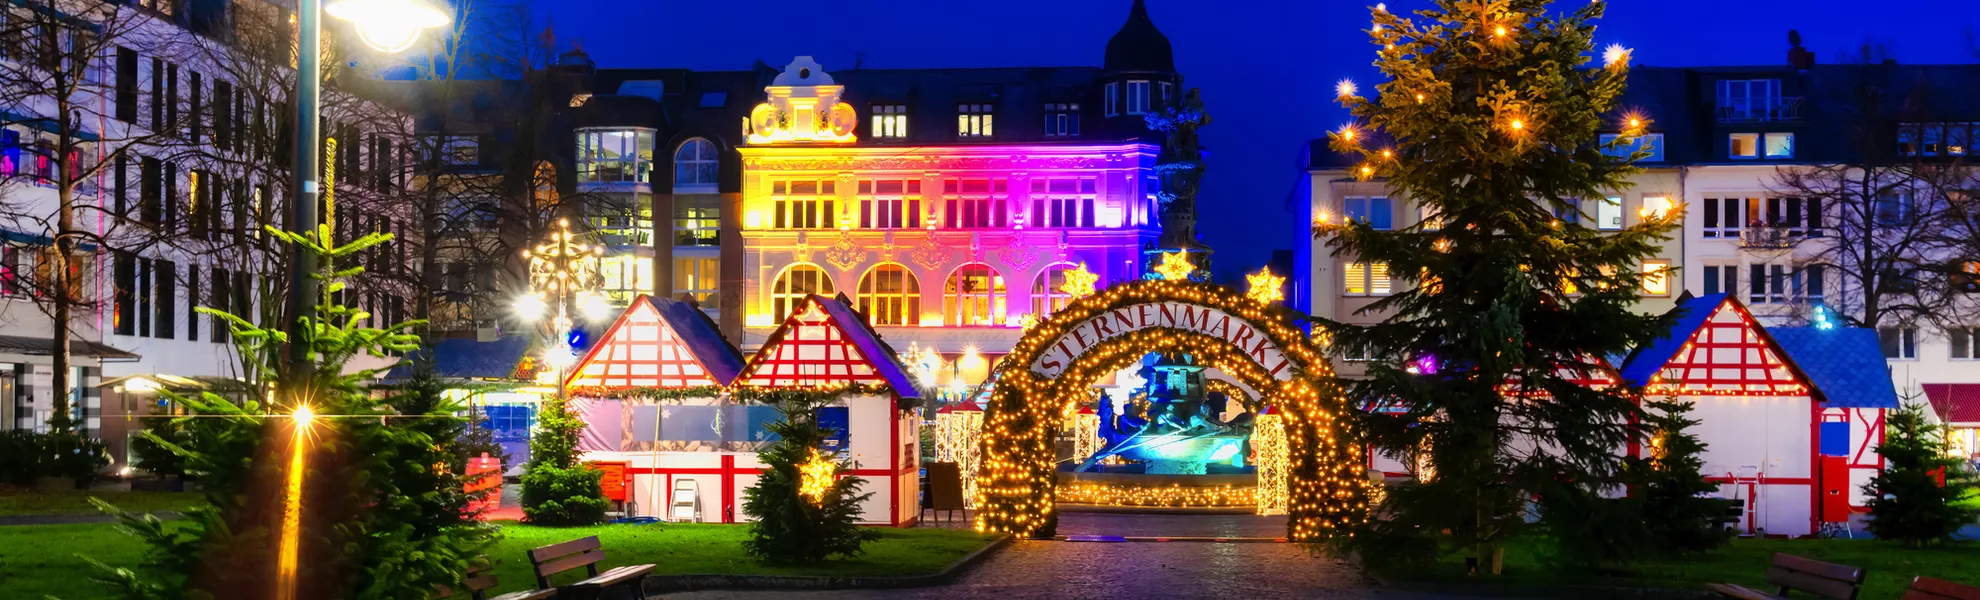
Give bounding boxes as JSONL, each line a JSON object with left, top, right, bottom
{"left": 1809, "top": 399, "right": 1821, "bottom": 533}
{"left": 721, "top": 454, "right": 736, "bottom": 523}
{"left": 889, "top": 407, "right": 901, "bottom": 526}
{"left": 565, "top": 293, "right": 727, "bottom": 389}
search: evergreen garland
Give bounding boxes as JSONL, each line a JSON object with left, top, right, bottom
{"left": 1864, "top": 401, "right": 1979, "bottom": 547}
{"left": 742, "top": 398, "right": 878, "bottom": 564}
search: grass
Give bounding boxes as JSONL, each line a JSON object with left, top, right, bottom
{"left": 1378, "top": 536, "right": 1980, "bottom": 600}
{"left": 0, "top": 488, "right": 205, "bottom": 517}
{"left": 0, "top": 521, "right": 1001, "bottom": 599}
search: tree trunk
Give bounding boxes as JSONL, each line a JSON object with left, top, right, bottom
{"left": 50, "top": 140, "right": 76, "bottom": 435}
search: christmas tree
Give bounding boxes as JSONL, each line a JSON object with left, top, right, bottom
{"left": 1320, "top": 0, "right": 1678, "bottom": 570}
{"left": 1635, "top": 398, "right": 1734, "bottom": 554}
{"left": 1863, "top": 401, "right": 1979, "bottom": 547}
{"left": 519, "top": 394, "right": 608, "bottom": 526}
{"left": 742, "top": 398, "right": 878, "bottom": 564}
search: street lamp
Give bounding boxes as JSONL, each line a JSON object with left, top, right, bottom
{"left": 518, "top": 218, "right": 603, "bottom": 403}
{"left": 283, "top": 0, "right": 448, "bottom": 387}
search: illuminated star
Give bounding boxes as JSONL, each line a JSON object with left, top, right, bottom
{"left": 798, "top": 449, "right": 837, "bottom": 504}
{"left": 1155, "top": 251, "right": 1195, "bottom": 282}
{"left": 1059, "top": 262, "right": 1099, "bottom": 298}
{"left": 1247, "top": 267, "right": 1286, "bottom": 304}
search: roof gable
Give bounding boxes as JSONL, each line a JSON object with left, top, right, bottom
{"left": 1620, "top": 294, "right": 1811, "bottom": 398}
{"left": 1924, "top": 384, "right": 1980, "bottom": 424}
{"left": 1769, "top": 326, "right": 1898, "bottom": 409}
{"left": 736, "top": 294, "right": 920, "bottom": 397}
{"left": 566, "top": 294, "right": 743, "bottom": 389}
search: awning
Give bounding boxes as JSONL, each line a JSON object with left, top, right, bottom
{"left": 1924, "top": 384, "right": 1980, "bottom": 424}
{"left": 0, "top": 335, "right": 139, "bottom": 360}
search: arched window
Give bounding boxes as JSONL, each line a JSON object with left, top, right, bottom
{"left": 674, "top": 138, "right": 719, "bottom": 192}
{"left": 857, "top": 264, "right": 920, "bottom": 326}
{"left": 1032, "top": 264, "right": 1076, "bottom": 319}
{"left": 771, "top": 264, "right": 833, "bottom": 324}
{"left": 945, "top": 264, "right": 1006, "bottom": 326}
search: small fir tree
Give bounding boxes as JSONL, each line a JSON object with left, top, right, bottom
{"left": 1323, "top": 0, "right": 1679, "bottom": 570}
{"left": 1635, "top": 398, "right": 1734, "bottom": 554}
{"left": 1863, "top": 401, "right": 1979, "bottom": 547}
{"left": 743, "top": 399, "right": 878, "bottom": 564}
{"left": 518, "top": 395, "right": 607, "bottom": 526}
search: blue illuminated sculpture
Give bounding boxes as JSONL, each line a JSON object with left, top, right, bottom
{"left": 1079, "top": 352, "right": 1254, "bottom": 474}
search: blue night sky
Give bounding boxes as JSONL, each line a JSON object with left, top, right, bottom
{"left": 536, "top": 0, "right": 1978, "bottom": 283}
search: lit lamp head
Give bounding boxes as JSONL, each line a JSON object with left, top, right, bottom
{"left": 324, "top": 0, "right": 450, "bottom": 54}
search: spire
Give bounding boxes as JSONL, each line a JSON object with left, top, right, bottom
{"left": 1103, "top": 0, "right": 1175, "bottom": 75}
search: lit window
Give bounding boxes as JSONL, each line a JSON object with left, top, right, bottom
{"left": 1029, "top": 178, "right": 1097, "bottom": 228}
{"left": 587, "top": 194, "right": 653, "bottom": 247}
{"left": 673, "top": 197, "right": 719, "bottom": 246}
{"left": 570, "top": 93, "right": 590, "bottom": 108}
{"left": 771, "top": 179, "right": 836, "bottom": 229}
{"left": 1879, "top": 327, "right": 1917, "bottom": 360}
{"left": 857, "top": 264, "right": 921, "bottom": 327}
{"left": 1599, "top": 133, "right": 1664, "bottom": 162}
{"left": 672, "top": 257, "right": 719, "bottom": 304}
{"left": 945, "top": 264, "right": 1006, "bottom": 326}
{"left": 1897, "top": 124, "right": 1918, "bottom": 156}
{"left": 1947, "top": 123, "right": 1970, "bottom": 156}
{"left": 1104, "top": 82, "right": 1119, "bottom": 117}
{"left": 1044, "top": 103, "right": 1079, "bottom": 137}
{"left": 1922, "top": 124, "right": 1943, "bottom": 156}
{"left": 1032, "top": 264, "right": 1076, "bottom": 319}
{"left": 1344, "top": 261, "right": 1391, "bottom": 296}
{"left": 1641, "top": 260, "right": 1671, "bottom": 296}
{"left": 858, "top": 179, "right": 921, "bottom": 229}
{"left": 1764, "top": 132, "right": 1794, "bottom": 158}
{"left": 1126, "top": 80, "right": 1150, "bottom": 114}
{"left": 673, "top": 137, "right": 719, "bottom": 192}
{"left": 958, "top": 104, "right": 993, "bottom": 138}
{"left": 871, "top": 104, "right": 907, "bottom": 139}
{"left": 1598, "top": 197, "right": 1624, "bottom": 230}
{"left": 600, "top": 255, "right": 654, "bottom": 304}
{"left": 1418, "top": 204, "right": 1441, "bottom": 231}
{"left": 1729, "top": 133, "right": 1759, "bottom": 159}
{"left": 942, "top": 178, "right": 1008, "bottom": 228}
{"left": 577, "top": 128, "right": 656, "bottom": 184}
{"left": 1343, "top": 197, "right": 1392, "bottom": 230}
{"left": 771, "top": 265, "right": 834, "bottom": 324}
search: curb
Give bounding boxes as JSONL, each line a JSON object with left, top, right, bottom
{"left": 642, "top": 533, "right": 1013, "bottom": 594}
{"left": 1364, "top": 570, "right": 1713, "bottom": 599}
{"left": 1060, "top": 535, "right": 1289, "bottom": 543}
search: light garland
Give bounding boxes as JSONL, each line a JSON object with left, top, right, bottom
{"left": 1055, "top": 483, "right": 1257, "bottom": 508}
{"left": 1066, "top": 410, "right": 1102, "bottom": 465}
{"left": 1253, "top": 412, "right": 1289, "bottom": 515}
{"left": 933, "top": 407, "right": 984, "bottom": 507}
{"left": 797, "top": 448, "right": 837, "bottom": 504}
{"left": 972, "top": 279, "right": 1369, "bottom": 542}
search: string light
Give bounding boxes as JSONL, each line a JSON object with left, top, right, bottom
{"left": 1414, "top": 93, "right": 1424, "bottom": 103}
{"left": 1335, "top": 78, "right": 1358, "bottom": 99}
{"left": 1056, "top": 483, "right": 1257, "bottom": 508}
{"left": 1509, "top": 119, "right": 1524, "bottom": 131}
{"left": 1380, "top": 148, "right": 1393, "bottom": 159}
{"left": 1494, "top": 25, "right": 1507, "bottom": 37}
{"left": 1603, "top": 43, "right": 1632, "bottom": 69}
{"left": 1254, "top": 412, "right": 1289, "bottom": 515}
{"left": 1339, "top": 124, "right": 1358, "bottom": 142}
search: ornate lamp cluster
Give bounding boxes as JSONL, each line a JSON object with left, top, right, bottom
{"left": 519, "top": 218, "right": 604, "bottom": 383}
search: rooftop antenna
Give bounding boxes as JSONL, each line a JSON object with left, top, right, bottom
{"left": 851, "top": 50, "right": 866, "bottom": 70}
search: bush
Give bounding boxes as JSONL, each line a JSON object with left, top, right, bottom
{"left": 0, "top": 430, "right": 107, "bottom": 485}
{"left": 130, "top": 415, "right": 192, "bottom": 479}
{"left": 0, "top": 430, "right": 43, "bottom": 485}
{"left": 519, "top": 464, "right": 608, "bottom": 526}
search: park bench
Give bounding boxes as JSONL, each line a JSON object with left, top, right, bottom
{"left": 433, "top": 560, "right": 556, "bottom": 600}
{"left": 1705, "top": 553, "right": 1864, "bottom": 600}
{"left": 528, "top": 536, "right": 654, "bottom": 599}
{"left": 1904, "top": 576, "right": 1980, "bottom": 600}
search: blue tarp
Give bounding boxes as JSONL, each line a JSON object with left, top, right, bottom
{"left": 387, "top": 335, "right": 532, "bottom": 380}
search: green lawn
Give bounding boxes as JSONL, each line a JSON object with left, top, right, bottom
{"left": 1378, "top": 537, "right": 1980, "bottom": 600}
{"left": 0, "top": 521, "right": 1001, "bottom": 599}
{"left": 0, "top": 488, "right": 204, "bottom": 517}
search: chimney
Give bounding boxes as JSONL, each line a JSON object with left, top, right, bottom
{"left": 1787, "top": 30, "right": 1815, "bottom": 70}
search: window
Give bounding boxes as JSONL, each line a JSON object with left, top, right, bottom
{"left": 1948, "top": 123, "right": 1972, "bottom": 156}
{"left": 599, "top": 255, "right": 654, "bottom": 304}
{"left": 857, "top": 179, "right": 920, "bottom": 229}
{"left": 587, "top": 194, "right": 653, "bottom": 247}
{"left": 1764, "top": 133, "right": 1795, "bottom": 158}
{"left": 1344, "top": 196, "right": 1393, "bottom": 230}
{"left": 1599, "top": 133, "right": 1665, "bottom": 162}
{"left": 1160, "top": 82, "right": 1174, "bottom": 108}
{"left": 1032, "top": 264, "right": 1077, "bottom": 320}
{"left": 1343, "top": 262, "right": 1391, "bottom": 296}
{"left": 1641, "top": 260, "right": 1671, "bottom": 296}
{"left": 857, "top": 264, "right": 920, "bottom": 326}
{"left": 151, "top": 259, "right": 174, "bottom": 339}
{"left": 673, "top": 137, "right": 719, "bottom": 192}
{"left": 1730, "top": 133, "right": 1759, "bottom": 159}
{"left": 1044, "top": 103, "right": 1079, "bottom": 137}
{"left": 1898, "top": 124, "right": 1918, "bottom": 156}
{"left": 1105, "top": 82, "right": 1119, "bottom": 116}
{"left": 1702, "top": 265, "right": 1738, "bottom": 296}
{"left": 1596, "top": 197, "right": 1624, "bottom": 230}
{"left": 698, "top": 92, "right": 727, "bottom": 108}
{"left": 673, "top": 257, "right": 718, "bottom": 304}
{"left": 771, "top": 179, "right": 835, "bottom": 229}
{"left": 942, "top": 178, "right": 1007, "bottom": 228}
{"left": 425, "top": 135, "right": 478, "bottom": 166}
{"left": 957, "top": 104, "right": 993, "bottom": 138}
{"left": 1029, "top": 178, "right": 1097, "bottom": 228}
{"left": 945, "top": 264, "right": 1005, "bottom": 326}
{"left": 1805, "top": 264, "right": 1825, "bottom": 301}
{"left": 1340, "top": 342, "right": 1373, "bottom": 362}
{"left": 1717, "top": 79, "right": 1780, "bottom": 121}
{"left": 771, "top": 265, "right": 833, "bottom": 324}
{"left": 1922, "top": 124, "right": 1943, "bottom": 156}
{"left": 576, "top": 128, "right": 655, "bottom": 184}
{"left": 1879, "top": 327, "right": 1917, "bottom": 360}
{"left": 674, "top": 197, "right": 719, "bottom": 246}
{"left": 1956, "top": 261, "right": 1980, "bottom": 294}
{"left": 1126, "top": 80, "right": 1150, "bottom": 114}
{"left": 1418, "top": 204, "right": 1442, "bottom": 231}
{"left": 871, "top": 105, "right": 907, "bottom": 138}
{"left": 1874, "top": 191, "right": 1913, "bottom": 227}
{"left": 1950, "top": 327, "right": 1979, "bottom": 360}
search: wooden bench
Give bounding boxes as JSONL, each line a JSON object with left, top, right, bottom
{"left": 1905, "top": 577, "right": 1980, "bottom": 600}
{"left": 528, "top": 536, "right": 654, "bottom": 599}
{"left": 1706, "top": 553, "right": 1865, "bottom": 600}
{"left": 434, "top": 560, "right": 557, "bottom": 600}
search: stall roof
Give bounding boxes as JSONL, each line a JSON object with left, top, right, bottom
{"left": 1769, "top": 326, "right": 1899, "bottom": 409}
{"left": 1925, "top": 384, "right": 1980, "bottom": 424}
{"left": 811, "top": 293, "right": 919, "bottom": 397}
{"left": 388, "top": 335, "right": 533, "bottom": 381}
{"left": 648, "top": 295, "right": 746, "bottom": 385}
{"left": 1618, "top": 293, "right": 1728, "bottom": 387}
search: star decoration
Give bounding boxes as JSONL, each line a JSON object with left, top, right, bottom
{"left": 1154, "top": 251, "right": 1194, "bottom": 282}
{"left": 1247, "top": 267, "right": 1286, "bottom": 304}
{"left": 797, "top": 449, "right": 838, "bottom": 504}
{"left": 1059, "top": 262, "right": 1099, "bottom": 298}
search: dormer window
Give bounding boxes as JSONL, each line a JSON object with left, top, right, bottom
{"left": 1105, "top": 82, "right": 1119, "bottom": 116}
{"left": 1126, "top": 80, "right": 1150, "bottom": 114}
{"left": 872, "top": 104, "right": 907, "bottom": 138}
{"left": 1044, "top": 103, "right": 1079, "bottom": 137}
{"left": 958, "top": 104, "right": 993, "bottom": 138}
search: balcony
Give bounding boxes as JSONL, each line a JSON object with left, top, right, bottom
{"left": 1739, "top": 224, "right": 1805, "bottom": 249}
{"left": 1718, "top": 97, "right": 1803, "bottom": 123}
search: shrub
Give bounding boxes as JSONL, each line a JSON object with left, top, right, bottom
{"left": 519, "top": 464, "right": 609, "bottom": 526}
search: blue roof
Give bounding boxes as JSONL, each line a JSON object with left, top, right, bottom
{"left": 389, "top": 335, "right": 532, "bottom": 381}
{"left": 648, "top": 295, "right": 745, "bottom": 386}
{"left": 1768, "top": 326, "right": 1899, "bottom": 409}
{"left": 1619, "top": 293, "right": 1728, "bottom": 387}
{"left": 809, "top": 294, "right": 921, "bottom": 399}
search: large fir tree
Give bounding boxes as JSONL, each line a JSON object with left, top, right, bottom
{"left": 1863, "top": 401, "right": 1979, "bottom": 547}
{"left": 1320, "top": 0, "right": 1678, "bottom": 569}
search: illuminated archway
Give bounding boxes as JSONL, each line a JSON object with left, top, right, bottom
{"left": 974, "top": 279, "right": 1369, "bottom": 541}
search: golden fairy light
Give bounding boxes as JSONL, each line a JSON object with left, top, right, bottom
{"left": 1380, "top": 148, "right": 1394, "bottom": 159}
{"left": 797, "top": 449, "right": 837, "bottom": 504}
{"left": 1335, "top": 78, "right": 1358, "bottom": 99}
{"left": 1603, "top": 43, "right": 1632, "bottom": 69}
{"left": 1494, "top": 25, "right": 1507, "bottom": 37}
{"left": 1154, "top": 251, "right": 1195, "bottom": 281}
{"left": 1247, "top": 267, "right": 1286, "bottom": 304}
{"left": 1509, "top": 118, "right": 1524, "bottom": 131}
{"left": 1059, "top": 262, "right": 1099, "bottom": 299}
{"left": 1359, "top": 165, "right": 1375, "bottom": 178}
{"left": 1414, "top": 93, "right": 1424, "bottom": 103}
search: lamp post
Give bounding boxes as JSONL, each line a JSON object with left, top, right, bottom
{"left": 284, "top": 0, "right": 448, "bottom": 386}
{"left": 518, "top": 218, "right": 604, "bottom": 403}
